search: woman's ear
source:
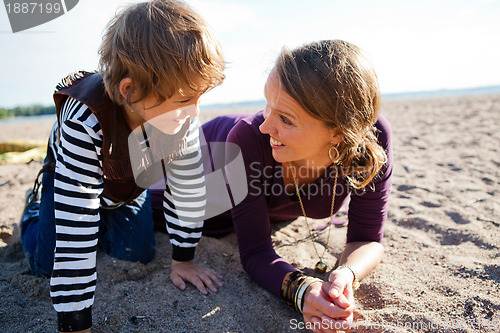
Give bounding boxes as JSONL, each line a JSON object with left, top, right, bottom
{"left": 119, "top": 77, "right": 134, "bottom": 103}
{"left": 330, "top": 126, "right": 344, "bottom": 145}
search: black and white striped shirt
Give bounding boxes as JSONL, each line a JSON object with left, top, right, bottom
{"left": 49, "top": 97, "right": 205, "bottom": 317}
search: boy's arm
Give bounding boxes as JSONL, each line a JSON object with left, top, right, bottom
{"left": 163, "top": 117, "right": 205, "bottom": 260}
{"left": 51, "top": 99, "right": 103, "bottom": 332}
{"left": 164, "top": 117, "right": 222, "bottom": 294}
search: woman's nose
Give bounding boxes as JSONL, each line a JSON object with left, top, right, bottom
{"left": 259, "top": 106, "right": 274, "bottom": 134}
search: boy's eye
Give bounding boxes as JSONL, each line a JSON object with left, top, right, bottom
{"left": 179, "top": 98, "right": 192, "bottom": 104}
{"left": 280, "top": 115, "right": 293, "bottom": 125}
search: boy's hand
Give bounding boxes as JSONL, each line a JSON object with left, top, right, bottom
{"left": 170, "top": 260, "right": 223, "bottom": 295}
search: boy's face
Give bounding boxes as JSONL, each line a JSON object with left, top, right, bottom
{"left": 132, "top": 91, "right": 201, "bottom": 135}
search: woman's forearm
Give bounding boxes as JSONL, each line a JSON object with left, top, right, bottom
{"left": 337, "top": 241, "right": 384, "bottom": 281}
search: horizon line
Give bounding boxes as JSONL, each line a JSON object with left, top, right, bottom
{"left": 2, "top": 84, "right": 500, "bottom": 110}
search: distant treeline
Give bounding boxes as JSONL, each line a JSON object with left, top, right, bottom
{"left": 0, "top": 105, "right": 56, "bottom": 119}
{"left": 2, "top": 84, "right": 500, "bottom": 119}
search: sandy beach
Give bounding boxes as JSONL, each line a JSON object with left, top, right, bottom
{"left": 0, "top": 94, "right": 499, "bottom": 332}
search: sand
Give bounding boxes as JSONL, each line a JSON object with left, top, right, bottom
{"left": 0, "top": 95, "right": 499, "bottom": 332}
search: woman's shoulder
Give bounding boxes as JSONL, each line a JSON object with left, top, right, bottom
{"left": 227, "top": 111, "right": 265, "bottom": 143}
{"left": 224, "top": 111, "right": 273, "bottom": 168}
{"left": 374, "top": 113, "right": 392, "bottom": 149}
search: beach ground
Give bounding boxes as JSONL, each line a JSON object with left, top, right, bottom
{"left": 0, "top": 95, "right": 499, "bottom": 332}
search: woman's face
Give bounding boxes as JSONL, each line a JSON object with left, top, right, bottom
{"left": 259, "top": 69, "right": 339, "bottom": 169}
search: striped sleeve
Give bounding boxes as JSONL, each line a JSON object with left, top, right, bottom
{"left": 49, "top": 97, "right": 103, "bottom": 332}
{"left": 164, "top": 117, "right": 206, "bottom": 261}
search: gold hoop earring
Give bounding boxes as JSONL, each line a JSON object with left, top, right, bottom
{"left": 328, "top": 143, "right": 340, "bottom": 163}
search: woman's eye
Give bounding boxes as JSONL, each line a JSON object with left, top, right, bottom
{"left": 280, "top": 115, "right": 293, "bottom": 125}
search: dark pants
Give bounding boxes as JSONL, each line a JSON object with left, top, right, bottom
{"left": 20, "top": 153, "right": 156, "bottom": 277}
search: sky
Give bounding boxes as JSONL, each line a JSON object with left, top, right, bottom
{"left": 0, "top": 0, "right": 499, "bottom": 109}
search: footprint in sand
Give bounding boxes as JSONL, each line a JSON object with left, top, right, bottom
{"left": 481, "top": 177, "right": 494, "bottom": 185}
{"left": 397, "top": 185, "right": 417, "bottom": 192}
{"left": 399, "top": 205, "right": 416, "bottom": 214}
{"left": 420, "top": 201, "right": 441, "bottom": 208}
{"left": 447, "top": 163, "right": 462, "bottom": 172}
{"left": 445, "top": 211, "right": 470, "bottom": 225}
{"left": 396, "top": 184, "right": 430, "bottom": 193}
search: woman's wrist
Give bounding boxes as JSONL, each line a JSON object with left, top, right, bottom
{"left": 301, "top": 279, "right": 323, "bottom": 310}
{"left": 296, "top": 278, "right": 322, "bottom": 314}
{"left": 333, "top": 265, "right": 360, "bottom": 290}
{"left": 281, "top": 271, "right": 322, "bottom": 314}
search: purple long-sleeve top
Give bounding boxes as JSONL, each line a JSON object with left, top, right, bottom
{"left": 224, "top": 111, "right": 393, "bottom": 297}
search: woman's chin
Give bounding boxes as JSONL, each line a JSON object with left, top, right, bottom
{"left": 271, "top": 151, "right": 288, "bottom": 163}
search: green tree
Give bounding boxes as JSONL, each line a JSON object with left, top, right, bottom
{"left": 0, "top": 105, "right": 55, "bottom": 119}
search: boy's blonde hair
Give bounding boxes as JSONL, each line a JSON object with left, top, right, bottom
{"left": 99, "top": 0, "right": 225, "bottom": 105}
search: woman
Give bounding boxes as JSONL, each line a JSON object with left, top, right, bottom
{"left": 156, "top": 39, "right": 392, "bottom": 331}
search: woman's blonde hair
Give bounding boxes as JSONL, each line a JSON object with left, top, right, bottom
{"left": 276, "top": 40, "right": 387, "bottom": 189}
{"left": 99, "top": 0, "right": 225, "bottom": 106}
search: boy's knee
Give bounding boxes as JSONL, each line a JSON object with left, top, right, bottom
{"left": 28, "top": 256, "right": 53, "bottom": 278}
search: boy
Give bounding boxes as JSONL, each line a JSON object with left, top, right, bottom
{"left": 20, "top": 1, "right": 225, "bottom": 331}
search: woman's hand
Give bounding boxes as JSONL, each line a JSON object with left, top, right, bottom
{"left": 324, "top": 267, "right": 355, "bottom": 304}
{"left": 169, "top": 260, "right": 223, "bottom": 295}
{"left": 302, "top": 279, "right": 355, "bottom": 333}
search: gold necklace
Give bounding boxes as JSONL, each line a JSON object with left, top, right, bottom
{"left": 289, "top": 162, "right": 338, "bottom": 274}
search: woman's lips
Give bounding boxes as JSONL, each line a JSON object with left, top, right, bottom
{"left": 270, "top": 137, "right": 285, "bottom": 149}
